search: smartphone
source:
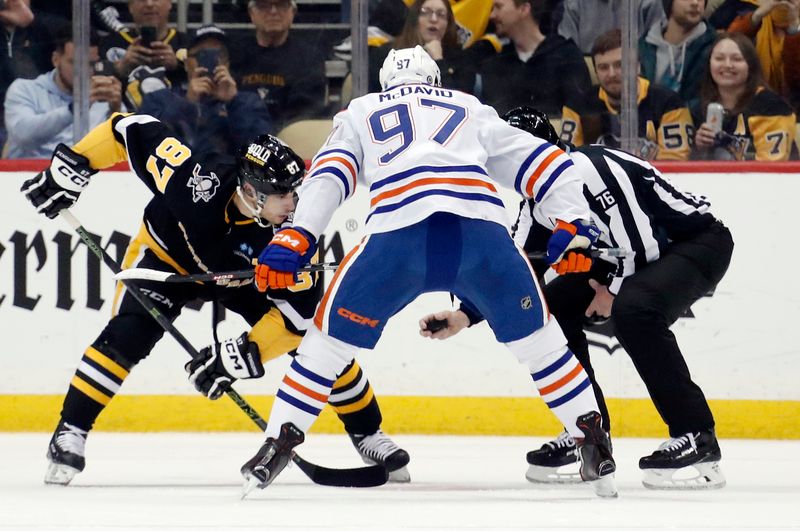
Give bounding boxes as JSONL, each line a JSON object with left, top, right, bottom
{"left": 194, "top": 48, "right": 220, "bottom": 76}
{"left": 140, "top": 26, "right": 157, "bottom": 47}
{"left": 93, "top": 60, "right": 114, "bottom": 76}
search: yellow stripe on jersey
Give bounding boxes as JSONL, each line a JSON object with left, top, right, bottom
{"left": 749, "top": 113, "right": 797, "bottom": 161}
{"left": 333, "top": 360, "right": 361, "bottom": 389}
{"left": 330, "top": 385, "right": 375, "bottom": 415}
{"left": 656, "top": 107, "right": 692, "bottom": 161}
{"left": 249, "top": 307, "right": 303, "bottom": 363}
{"left": 84, "top": 347, "right": 129, "bottom": 380}
{"left": 560, "top": 105, "right": 584, "bottom": 146}
{"left": 70, "top": 376, "right": 112, "bottom": 406}
{"left": 73, "top": 113, "right": 130, "bottom": 169}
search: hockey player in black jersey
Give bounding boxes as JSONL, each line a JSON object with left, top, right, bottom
{"left": 21, "top": 113, "right": 409, "bottom": 486}
{"left": 421, "top": 107, "right": 733, "bottom": 490}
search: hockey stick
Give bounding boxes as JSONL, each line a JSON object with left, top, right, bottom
{"left": 59, "top": 210, "right": 387, "bottom": 488}
{"left": 114, "top": 262, "right": 339, "bottom": 284}
{"left": 527, "top": 247, "right": 628, "bottom": 260}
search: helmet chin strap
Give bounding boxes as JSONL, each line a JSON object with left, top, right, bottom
{"left": 236, "top": 185, "right": 272, "bottom": 228}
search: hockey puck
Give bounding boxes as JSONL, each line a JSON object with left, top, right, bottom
{"left": 426, "top": 318, "right": 448, "bottom": 333}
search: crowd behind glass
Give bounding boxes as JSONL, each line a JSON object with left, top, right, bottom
{"left": 2, "top": 0, "right": 798, "bottom": 161}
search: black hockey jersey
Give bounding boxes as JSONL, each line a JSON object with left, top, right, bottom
{"left": 560, "top": 77, "right": 693, "bottom": 161}
{"left": 74, "top": 113, "right": 320, "bottom": 334}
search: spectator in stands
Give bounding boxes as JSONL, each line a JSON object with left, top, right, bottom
{"left": 558, "top": 0, "right": 665, "bottom": 55}
{"left": 478, "top": 0, "right": 591, "bottom": 117}
{"left": 139, "top": 25, "right": 272, "bottom": 156}
{"left": 0, "top": 0, "right": 60, "bottom": 149}
{"left": 367, "top": 0, "right": 476, "bottom": 93}
{"left": 639, "top": 0, "right": 716, "bottom": 108}
{"left": 232, "top": 0, "right": 327, "bottom": 132}
{"left": 4, "top": 27, "right": 121, "bottom": 159}
{"left": 100, "top": 0, "right": 189, "bottom": 110}
{"left": 692, "top": 32, "right": 797, "bottom": 160}
{"left": 717, "top": 0, "right": 800, "bottom": 112}
{"left": 561, "top": 29, "right": 692, "bottom": 160}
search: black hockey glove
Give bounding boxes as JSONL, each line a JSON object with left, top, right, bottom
{"left": 185, "top": 332, "right": 265, "bottom": 400}
{"left": 20, "top": 144, "right": 96, "bottom": 219}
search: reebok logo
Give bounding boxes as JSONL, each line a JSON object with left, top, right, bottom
{"left": 337, "top": 307, "right": 379, "bottom": 328}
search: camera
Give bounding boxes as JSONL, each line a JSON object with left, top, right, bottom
{"left": 194, "top": 48, "right": 221, "bottom": 76}
{"left": 140, "top": 26, "right": 157, "bottom": 47}
{"left": 93, "top": 60, "right": 115, "bottom": 76}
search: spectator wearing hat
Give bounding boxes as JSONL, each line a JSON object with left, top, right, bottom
{"left": 230, "top": 0, "right": 327, "bottom": 131}
{"left": 139, "top": 25, "right": 273, "bottom": 157}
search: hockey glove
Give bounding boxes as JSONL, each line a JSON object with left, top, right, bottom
{"left": 185, "top": 332, "right": 265, "bottom": 400}
{"left": 546, "top": 219, "right": 600, "bottom": 274}
{"left": 254, "top": 227, "right": 316, "bottom": 292}
{"left": 20, "top": 144, "right": 97, "bottom": 219}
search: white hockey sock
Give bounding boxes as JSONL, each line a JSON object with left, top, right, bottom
{"left": 265, "top": 357, "right": 335, "bottom": 439}
{"left": 531, "top": 349, "right": 598, "bottom": 439}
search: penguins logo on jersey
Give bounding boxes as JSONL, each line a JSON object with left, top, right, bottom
{"left": 187, "top": 163, "right": 220, "bottom": 203}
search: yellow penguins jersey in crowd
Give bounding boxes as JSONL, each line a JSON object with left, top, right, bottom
{"left": 71, "top": 113, "right": 321, "bottom": 353}
{"left": 691, "top": 86, "right": 798, "bottom": 161}
{"left": 560, "top": 77, "right": 693, "bottom": 161}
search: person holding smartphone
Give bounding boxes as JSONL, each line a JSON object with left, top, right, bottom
{"left": 99, "top": 0, "right": 188, "bottom": 108}
{"left": 139, "top": 25, "right": 273, "bottom": 157}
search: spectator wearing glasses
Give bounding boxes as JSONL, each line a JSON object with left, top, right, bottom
{"left": 367, "top": 0, "right": 476, "bottom": 93}
{"left": 139, "top": 25, "right": 273, "bottom": 156}
{"left": 231, "top": 0, "right": 327, "bottom": 131}
{"left": 4, "top": 26, "right": 121, "bottom": 159}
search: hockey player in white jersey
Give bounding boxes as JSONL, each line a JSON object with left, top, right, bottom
{"left": 241, "top": 46, "right": 617, "bottom": 498}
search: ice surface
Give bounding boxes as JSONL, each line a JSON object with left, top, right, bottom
{"left": 1, "top": 433, "right": 798, "bottom": 530}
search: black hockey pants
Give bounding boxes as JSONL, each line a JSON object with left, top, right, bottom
{"left": 545, "top": 221, "right": 734, "bottom": 437}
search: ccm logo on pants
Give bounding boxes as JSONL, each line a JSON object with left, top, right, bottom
{"left": 337, "top": 307, "right": 380, "bottom": 328}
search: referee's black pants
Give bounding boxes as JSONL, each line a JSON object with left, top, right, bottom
{"left": 544, "top": 221, "right": 734, "bottom": 437}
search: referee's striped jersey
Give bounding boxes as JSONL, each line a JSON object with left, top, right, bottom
{"left": 514, "top": 145, "right": 718, "bottom": 294}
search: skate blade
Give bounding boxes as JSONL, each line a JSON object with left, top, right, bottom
{"left": 525, "top": 464, "right": 582, "bottom": 484}
{"left": 44, "top": 462, "right": 79, "bottom": 486}
{"left": 241, "top": 475, "right": 262, "bottom": 499}
{"left": 588, "top": 474, "right": 618, "bottom": 498}
{"left": 388, "top": 466, "right": 411, "bottom": 483}
{"left": 642, "top": 461, "right": 726, "bottom": 490}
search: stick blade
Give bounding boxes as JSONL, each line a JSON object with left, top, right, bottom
{"left": 291, "top": 453, "right": 388, "bottom": 488}
{"left": 113, "top": 268, "right": 172, "bottom": 282}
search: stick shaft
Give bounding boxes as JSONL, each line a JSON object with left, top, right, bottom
{"left": 60, "top": 211, "right": 268, "bottom": 430}
{"left": 527, "top": 247, "right": 627, "bottom": 260}
{"left": 115, "top": 262, "right": 338, "bottom": 283}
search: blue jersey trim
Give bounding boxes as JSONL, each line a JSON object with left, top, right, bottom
{"left": 534, "top": 159, "right": 573, "bottom": 202}
{"left": 290, "top": 359, "right": 335, "bottom": 387}
{"left": 371, "top": 164, "right": 489, "bottom": 192}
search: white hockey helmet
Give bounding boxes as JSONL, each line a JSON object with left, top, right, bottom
{"left": 379, "top": 45, "right": 441, "bottom": 91}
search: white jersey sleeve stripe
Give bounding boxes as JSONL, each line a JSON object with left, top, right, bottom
{"left": 533, "top": 158, "right": 574, "bottom": 202}
{"left": 307, "top": 166, "right": 354, "bottom": 198}
{"left": 311, "top": 148, "right": 361, "bottom": 173}
{"left": 514, "top": 143, "right": 550, "bottom": 193}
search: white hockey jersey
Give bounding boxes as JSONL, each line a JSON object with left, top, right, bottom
{"left": 292, "top": 84, "right": 591, "bottom": 238}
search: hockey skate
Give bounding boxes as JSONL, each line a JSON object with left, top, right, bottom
{"left": 349, "top": 430, "right": 411, "bottom": 483}
{"left": 575, "top": 411, "right": 617, "bottom": 498}
{"left": 44, "top": 421, "right": 87, "bottom": 486}
{"left": 240, "top": 422, "right": 304, "bottom": 498}
{"left": 639, "top": 430, "right": 725, "bottom": 490}
{"left": 525, "top": 430, "right": 580, "bottom": 484}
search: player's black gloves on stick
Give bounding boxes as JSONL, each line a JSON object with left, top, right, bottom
{"left": 20, "top": 144, "right": 96, "bottom": 218}
{"left": 185, "top": 332, "right": 265, "bottom": 400}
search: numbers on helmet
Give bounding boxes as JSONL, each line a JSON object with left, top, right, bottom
{"left": 146, "top": 137, "right": 192, "bottom": 192}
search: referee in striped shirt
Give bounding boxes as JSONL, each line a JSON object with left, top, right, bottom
{"left": 507, "top": 107, "right": 733, "bottom": 490}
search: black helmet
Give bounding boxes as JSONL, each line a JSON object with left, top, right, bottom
{"left": 502, "top": 106, "right": 567, "bottom": 150}
{"left": 236, "top": 134, "right": 305, "bottom": 196}
{"left": 236, "top": 134, "right": 305, "bottom": 226}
